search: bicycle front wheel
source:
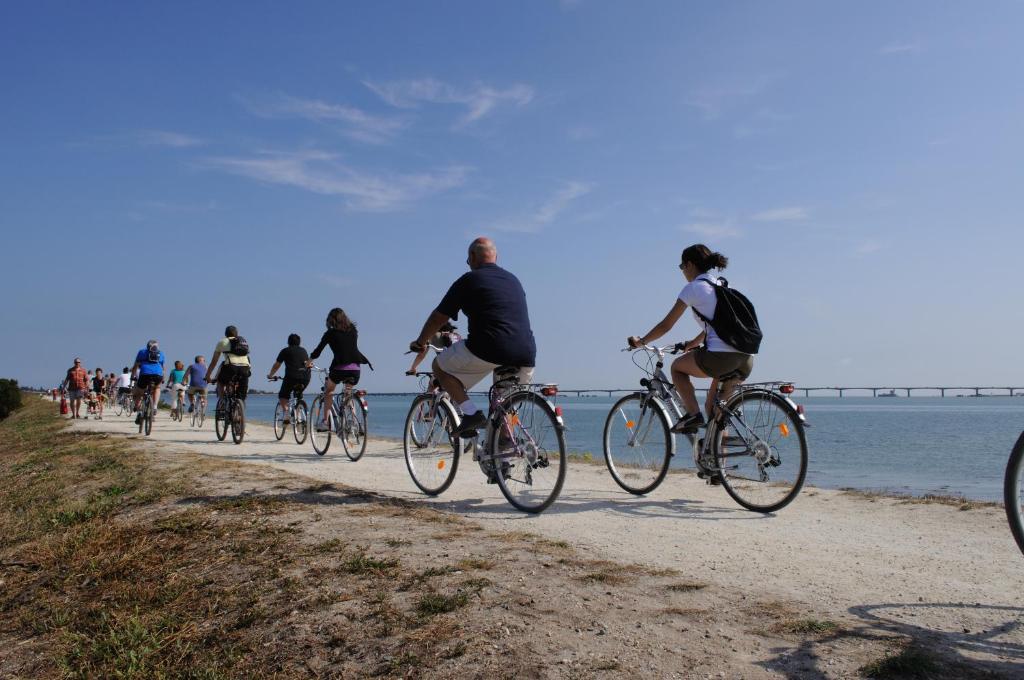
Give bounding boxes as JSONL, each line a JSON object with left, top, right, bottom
{"left": 1004, "top": 431, "right": 1024, "bottom": 556}
{"left": 403, "top": 394, "right": 460, "bottom": 496}
{"left": 712, "top": 390, "right": 807, "bottom": 513}
{"left": 493, "top": 391, "right": 567, "bottom": 514}
{"left": 309, "top": 396, "right": 331, "bottom": 456}
{"left": 292, "top": 400, "right": 308, "bottom": 445}
{"left": 214, "top": 398, "right": 228, "bottom": 441}
{"left": 603, "top": 393, "right": 672, "bottom": 495}
{"left": 273, "top": 402, "right": 287, "bottom": 441}
{"left": 114, "top": 396, "right": 125, "bottom": 417}
{"left": 230, "top": 400, "right": 245, "bottom": 444}
{"left": 341, "top": 397, "right": 368, "bottom": 461}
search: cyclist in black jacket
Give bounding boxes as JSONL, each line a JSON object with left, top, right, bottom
{"left": 310, "top": 308, "right": 372, "bottom": 431}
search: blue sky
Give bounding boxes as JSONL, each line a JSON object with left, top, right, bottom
{"left": 2, "top": 1, "right": 1023, "bottom": 391}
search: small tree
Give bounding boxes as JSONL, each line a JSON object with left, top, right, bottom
{"left": 0, "top": 379, "right": 23, "bottom": 420}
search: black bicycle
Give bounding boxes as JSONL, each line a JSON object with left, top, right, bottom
{"left": 269, "top": 376, "right": 309, "bottom": 445}
{"left": 1004, "top": 433, "right": 1024, "bottom": 555}
{"left": 212, "top": 376, "right": 246, "bottom": 445}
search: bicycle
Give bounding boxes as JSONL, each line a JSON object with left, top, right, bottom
{"left": 168, "top": 386, "right": 186, "bottom": 422}
{"left": 137, "top": 389, "right": 155, "bottom": 436}
{"left": 212, "top": 376, "right": 246, "bottom": 445}
{"left": 269, "top": 376, "right": 309, "bottom": 445}
{"left": 402, "top": 356, "right": 567, "bottom": 514}
{"left": 1004, "top": 433, "right": 1024, "bottom": 556}
{"left": 189, "top": 390, "right": 207, "bottom": 428}
{"left": 308, "top": 367, "right": 367, "bottom": 460}
{"left": 603, "top": 344, "right": 808, "bottom": 513}
{"left": 114, "top": 390, "right": 132, "bottom": 417}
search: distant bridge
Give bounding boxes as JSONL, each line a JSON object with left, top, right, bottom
{"left": 370, "top": 386, "right": 1024, "bottom": 398}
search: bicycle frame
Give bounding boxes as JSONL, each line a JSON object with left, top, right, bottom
{"left": 477, "top": 375, "right": 564, "bottom": 466}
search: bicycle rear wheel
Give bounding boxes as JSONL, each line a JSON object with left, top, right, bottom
{"left": 341, "top": 397, "right": 368, "bottom": 461}
{"left": 712, "top": 390, "right": 807, "bottom": 513}
{"left": 230, "top": 400, "right": 245, "bottom": 444}
{"left": 143, "top": 398, "right": 153, "bottom": 436}
{"left": 214, "top": 398, "right": 228, "bottom": 441}
{"left": 603, "top": 393, "right": 672, "bottom": 495}
{"left": 292, "top": 400, "right": 308, "bottom": 445}
{"left": 273, "top": 402, "right": 287, "bottom": 441}
{"left": 1004, "top": 431, "right": 1024, "bottom": 556}
{"left": 196, "top": 397, "right": 206, "bottom": 428}
{"left": 309, "top": 396, "right": 331, "bottom": 455}
{"left": 114, "top": 396, "right": 125, "bottom": 417}
{"left": 403, "top": 394, "right": 460, "bottom": 496}
{"left": 493, "top": 391, "right": 567, "bottom": 514}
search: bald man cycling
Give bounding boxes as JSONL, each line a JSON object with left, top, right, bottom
{"left": 409, "top": 237, "right": 537, "bottom": 435}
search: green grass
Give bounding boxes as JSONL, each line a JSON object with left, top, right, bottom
{"left": 416, "top": 592, "right": 470, "bottom": 616}
{"left": 342, "top": 552, "right": 400, "bottom": 575}
{"left": 775, "top": 618, "right": 839, "bottom": 635}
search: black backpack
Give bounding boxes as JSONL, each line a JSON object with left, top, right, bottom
{"left": 147, "top": 344, "right": 160, "bottom": 362}
{"left": 228, "top": 336, "right": 250, "bottom": 357}
{"left": 690, "top": 277, "right": 763, "bottom": 354}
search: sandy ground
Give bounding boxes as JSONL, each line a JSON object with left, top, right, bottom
{"left": 71, "top": 407, "right": 1024, "bottom": 672}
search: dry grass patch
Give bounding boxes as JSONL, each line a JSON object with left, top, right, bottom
{"left": 666, "top": 581, "right": 708, "bottom": 593}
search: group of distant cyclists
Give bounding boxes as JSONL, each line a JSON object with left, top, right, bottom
{"left": 60, "top": 237, "right": 755, "bottom": 446}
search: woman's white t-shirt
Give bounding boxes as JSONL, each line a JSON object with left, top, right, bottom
{"left": 678, "top": 274, "right": 742, "bottom": 353}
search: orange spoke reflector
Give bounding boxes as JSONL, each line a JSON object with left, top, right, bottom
{"left": 779, "top": 423, "right": 790, "bottom": 438}
{"left": 625, "top": 420, "right": 636, "bottom": 429}
{"left": 508, "top": 414, "right": 520, "bottom": 426}
{"left": 437, "top": 460, "right": 446, "bottom": 470}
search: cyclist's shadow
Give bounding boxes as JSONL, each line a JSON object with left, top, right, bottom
{"left": 755, "top": 601, "right": 1024, "bottom": 678}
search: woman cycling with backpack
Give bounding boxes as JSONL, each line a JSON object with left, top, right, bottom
{"left": 627, "top": 244, "right": 757, "bottom": 434}
{"left": 310, "top": 308, "right": 372, "bottom": 431}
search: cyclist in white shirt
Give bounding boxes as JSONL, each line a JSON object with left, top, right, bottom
{"left": 628, "top": 244, "right": 754, "bottom": 433}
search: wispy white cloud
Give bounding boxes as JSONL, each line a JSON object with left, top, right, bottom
{"left": 879, "top": 41, "right": 921, "bottom": 55}
{"left": 364, "top": 78, "right": 534, "bottom": 126}
{"left": 203, "top": 150, "right": 469, "bottom": 211}
{"left": 239, "top": 93, "right": 406, "bottom": 144}
{"left": 490, "top": 181, "right": 593, "bottom": 233}
{"left": 751, "top": 206, "right": 809, "bottom": 222}
{"left": 681, "top": 221, "right": 741, "bottom": 239}
{"left": 689, "top": 74, "right": 779, "bottom": 120}
{"left": 135, "top": 130, "right": 205, "bottom": 148}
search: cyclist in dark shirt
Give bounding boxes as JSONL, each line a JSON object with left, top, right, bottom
{"left": 410, "top": 237, "right": 536, "bottom": 435}
{"left": 267, "top": 333, "right": 311, "bottom": 422}
{"left": 310, "top": 308, "right": 372, "bottom": 431}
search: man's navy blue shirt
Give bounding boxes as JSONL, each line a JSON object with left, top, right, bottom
{"left": 436, "top": 263, "right": 536, "bottom": 367}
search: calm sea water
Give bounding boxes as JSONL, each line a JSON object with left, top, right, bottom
{"left": 169, "top": 392, "right": 1024, "bottom": 502}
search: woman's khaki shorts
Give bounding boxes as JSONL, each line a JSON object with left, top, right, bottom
{"left": 692, "top": 348, "right": 754, "bottom": 380}
{"left": 434, "top": 340, "right": 534, "bottom": 391}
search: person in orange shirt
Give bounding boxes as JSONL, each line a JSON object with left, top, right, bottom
{"left": 62, "top": 358, "right": 89, "bottom": 419}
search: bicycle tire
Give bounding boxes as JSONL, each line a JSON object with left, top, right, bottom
{"left": 403, "top": 394, "right": 461, "bottom": 496}
{"left": 603, "top": 392, "right": 673, "bottom": 495}
{"left": 309, "top": 395, "right": 331, "bottom": 456}
{"left": 341, "top": 397, "right": 368, "bottom": 461}
{"left": 493, "top": 391, "right": 567, "bottom": 514}
{"left": 196, "top": 398, "right": 206, "bottom": 429}
{"left": 214, "top": 398, "right": 228, "bottom": 441}
{"left": 293, "top": 400, "right": 308, "bottom": 445}
{"left": 1004, "top": 431, "right": 1024, "bottom": 556}
{"left": 273, "top": 402, "right": 287, "bottom": 441}
{"left": 230, "top": 399, "right": 245, "bottom": 444}
{"left": 712, "top": 390, "right": 807, "bottom": 513}
{"left": 114, "top": 397, "right": 125, "bottom": 417}
{"left": 190, "top": 402, "right": 198, "bottom": 427}
{"left": 142, "top": 397, "right": 153, "bottom": 436}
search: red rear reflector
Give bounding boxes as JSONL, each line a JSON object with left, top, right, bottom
{"left": 780, "top": 384, "right": 795, "bottom": 394}
{"left": 554, "top": 407, "right": 563, "bottom": 417}
{"left": 356, "top": 390, "right": 367, "bottom": 397}
{"left": 542, "top": 385, "right": 558, "bottom": 397}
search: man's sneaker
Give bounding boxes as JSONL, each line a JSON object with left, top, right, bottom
{"left": 698, "top": 470, "right": 723, "bottom": 485}
{"left": 315, "top": 421, "right": 330, "bottom": 432}
{"left": 454, "top": 411, "right": 487, "bottom": 437}
{"left": 671, "top": 412, "right": 705, "bottom": 434}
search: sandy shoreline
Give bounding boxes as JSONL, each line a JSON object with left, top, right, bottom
{"left": 68, "top": 407, "right": 1024, "bottom": 672}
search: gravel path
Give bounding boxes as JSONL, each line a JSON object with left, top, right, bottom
{"left": 73, "top": 409, "right": 1024, "bottom": 670}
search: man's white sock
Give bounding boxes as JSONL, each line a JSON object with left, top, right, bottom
{"left": 460, "top": 400, "right": 479, "bottom": 416}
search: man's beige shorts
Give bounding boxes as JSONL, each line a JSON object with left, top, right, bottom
{"left": 434, "top": 341, "right": 534, "bottom": 391}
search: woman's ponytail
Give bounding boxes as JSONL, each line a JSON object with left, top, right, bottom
{"left": 681, "top": 244, "right": 728, "bottom": 273}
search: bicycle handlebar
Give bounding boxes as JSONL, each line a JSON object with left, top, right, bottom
{"left": 623, "top": 343, "right": 687, "bottom": 355}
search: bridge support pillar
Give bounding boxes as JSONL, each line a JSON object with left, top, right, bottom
{"left": 940, "top": 388, "right": 945, "bottom": 397}
{"left": 838, "top": 389, "right": 843, "bottom": 398}
{"left": 872, "top": 388, "right": 878, "bottom": 397}
{"left": 976, "top": 388, "right": 981, "bottom": 397}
